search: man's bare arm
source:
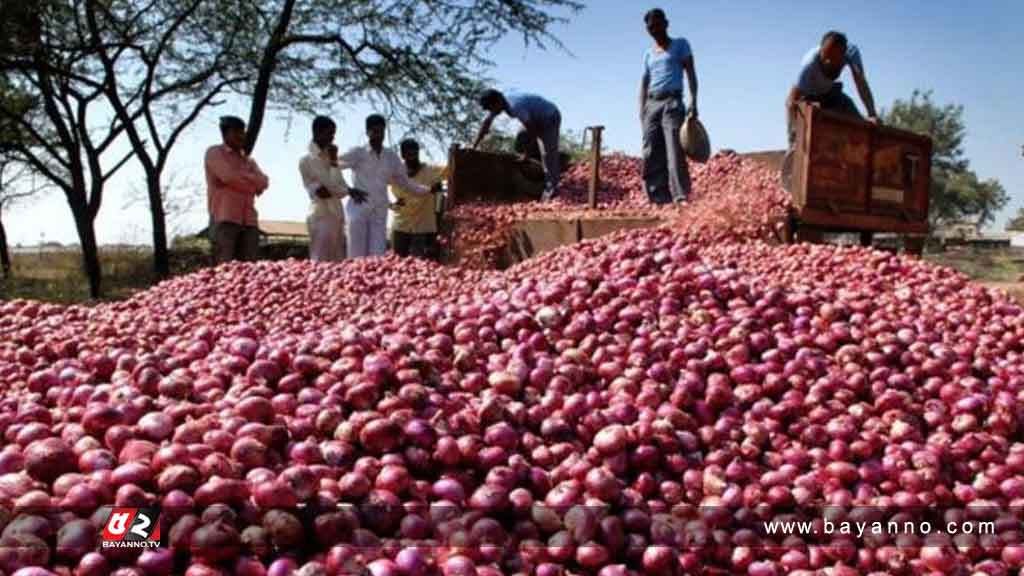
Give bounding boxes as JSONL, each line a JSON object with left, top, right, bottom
{"left": 850, "top": 64, "right": 878, "bottom": 120}
{"left": 684, "top": 55, "right": 698, "bottom": 117}
{"left": 639, "top": 75, "right": 649, "bottom": 123}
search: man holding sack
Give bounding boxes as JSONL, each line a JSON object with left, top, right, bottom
{"left": 639, "top": 8, "right": 701, "bottom": 205}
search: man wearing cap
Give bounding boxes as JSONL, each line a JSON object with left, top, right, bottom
{"left": 204, "top": 116, "right": 269, "bottom": 263}
{"left": 472, "top": 89, "right": 562, "bottom": 201}
{"left": 338, "top": 114, "right": 441, "bottom": 258}
{"left": 639, "top": 8, "right": 698, "bottom": 205}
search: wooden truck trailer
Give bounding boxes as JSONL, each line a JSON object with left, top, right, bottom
{"left": 780, "top": 103, "right": 933, "bottom": 254}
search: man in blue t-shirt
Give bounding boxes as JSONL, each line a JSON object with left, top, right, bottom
{"left": 473, "top": 88, "right": 563, "bottom": 201}
{"left": 639, "top": 8, "right": 698, "bottom": 205}
{"left": 786, "top": 30, "right": 879, "bottom": 145}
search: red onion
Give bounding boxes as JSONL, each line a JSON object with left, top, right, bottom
{"left": 24, "top": 438, "right": 75, "bottom": 482}
{"left": 191, "top": 521, "right": 241, "bottom": 564}
{"left": 233, "top": 556, "right": 268, "bottom": 576}
{"left": 136, "top": 548, "right": 175, "bottom": 575}
{"left": 0, "top": 154, "right": 1020, "bottom": 575}
{"left": 76, "top": 552, "right": 111, "bottom": 576}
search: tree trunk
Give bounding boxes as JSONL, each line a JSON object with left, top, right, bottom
{"left": 0, "top": 210, "right": 11, "bottom": 280}
{"left": 245, "top": 0, "right": 297, "bottom": 153}
{"left": 68, "top": 197, "right": 102, "bottom": 298}
{"left": 146, "top": 176, "right": 170, "bottom": 277}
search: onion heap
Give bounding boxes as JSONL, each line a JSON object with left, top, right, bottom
{"left": 0, "top": 151, "right": 1022, "bottom": 576}
{"left": 449, "top": 151, "right": 792, "bottom": 270}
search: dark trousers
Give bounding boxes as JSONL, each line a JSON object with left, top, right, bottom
{"left": 393, "top": 231, "right": 437, "bottom": 260}
{"left": 642, "top": 94, "right": 691, "bottom": 205}
{"left": 213, "top": 221, "right": 259, "bottom": 264}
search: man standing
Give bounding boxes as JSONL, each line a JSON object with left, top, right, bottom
{"left": 338, "top": 114, "right": 440, "bottom": 258}
{"left": 204, "top": 116, "right": 269, "bottom": 263}
{"left": 390, "top": 139, "right": 447, "bottom": 260}
{"left": 640, "top": 8, "right": 698, "bottom": 205}
{"left": 472, "top": 89, "right": 562, "bottom": 201}
{"left": 299, "top": 116, "right": 368, "bottom": 262}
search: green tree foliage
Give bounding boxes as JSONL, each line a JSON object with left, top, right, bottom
{"left": 200, "top": 0, "right": 583, "bottom": 151}
{"left": 478, "top": 127, "right": 593, "bottom": 163}
{"left": 0, "top": 0, "right": 580, "bottom": 296}
{"left": 0, "top": 1, "right": 142, "bottom": 297}
{"left": 883, "top": 90, "right": 1008, "bottom": 228}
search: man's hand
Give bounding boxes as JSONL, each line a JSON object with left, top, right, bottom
{"left": 315, "top": 186, "right": 332, "bottom": 199}
{"left": 349, "top": 187, "right": 368, "bottom": 204}
{"left": 390, "top": 198, "right": 406, "bottom": 211}
{"left": 688, "top": 103, "right": 698, "bottom": 118}
{"left": 867, "top": 115, "right": 881, "bottom": 125}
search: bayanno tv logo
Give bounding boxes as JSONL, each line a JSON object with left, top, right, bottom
{"left": 101, "top": 507, "right": 162, "bottom": 549}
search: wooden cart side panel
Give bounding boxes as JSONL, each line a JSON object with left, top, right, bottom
{"left": 801, "top": 105, "right": 871, "bottom": 213}
{"left": 791, "top": 104, "right": 932, "bottom": 238}
{"left": 869, "top": 129, "right": 933, "bottom": 221}
{"left": 798, "top": 207, "right": 930, "bottom": 234}
{"left": 579, "top": 217, "right": 666, "bottom": 240}
{"left": 791, "top": 107, "right": 809, "bottom": 210}
{"left": 446, "top": 148, "right": 542, "bottom": 206}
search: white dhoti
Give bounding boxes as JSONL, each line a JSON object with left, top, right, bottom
{"left": 307, "top": 210, "right": 346, "bottom": 262}
{"left": 345, "top": 201, "right": 387, "bottom": 258}
{"left": 300, "top": 142, "right": 352, "bottom": 262}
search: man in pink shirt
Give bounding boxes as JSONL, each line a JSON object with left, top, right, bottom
{"left": 204, "top": 116, "right": 270, "bottom": 263}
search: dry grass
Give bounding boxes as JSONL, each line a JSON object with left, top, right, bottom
{"left": 924, "top": 246, "right": 1024, "bottom": 283}
{"left": 925, "top": 246, "right": 1024, "bottom": 305}
{"left": 0, "top": 238, "right": 308, "bottom": 304}
{"left": 2, "top": 247, "right": 158, "bottom": 303}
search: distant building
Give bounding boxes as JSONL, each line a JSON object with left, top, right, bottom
{"left": 936, "top": 221, "right": 981, "bottom": 242}
{"left": 257, "top": 221, "right": 308, "bottom": 241}
{"left": 195, "top": 220, "right": 309, "bottom": 242}
{"left": 933, "top": 221, "right": 1024, "bottom": 250}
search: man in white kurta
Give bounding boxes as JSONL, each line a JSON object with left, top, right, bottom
{"left": 299, "top": 116, "right": 367, "bottom": 261}
{"left": 338, "top": 114, "right": 438, "bottom": 258}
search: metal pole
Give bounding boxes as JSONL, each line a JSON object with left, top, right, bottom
{"left": 587, "top": 126, "right": 605, "bottom": 209}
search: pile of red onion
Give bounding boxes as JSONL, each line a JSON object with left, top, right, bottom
{"left": 0, "top": 151, "right": 1022, "bottom": 576}
{"left": 449, "top": 152, "right": 791, "bottom": 269}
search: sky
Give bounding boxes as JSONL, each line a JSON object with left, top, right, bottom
{"left": 7, "top": 0, "right": 1022, "bottom": 247}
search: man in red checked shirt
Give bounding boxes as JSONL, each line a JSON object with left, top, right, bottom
{"left": 204, "top": 116, "right": 270, "bottom": 264}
